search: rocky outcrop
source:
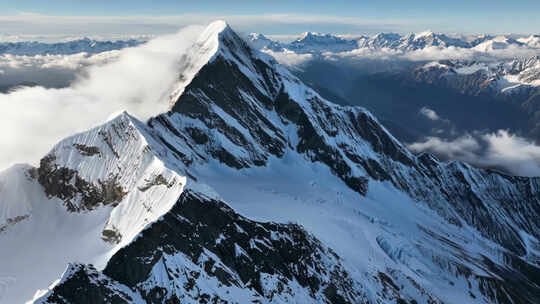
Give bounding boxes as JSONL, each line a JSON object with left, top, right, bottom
{"left": 37, "top": 154, "right": 126, "bottom": 211}
{"left": 34, "top": 264, "right": 140, "bottom": 304}
{"left": 39, "top": 190, "right": 370, "bottom": 303}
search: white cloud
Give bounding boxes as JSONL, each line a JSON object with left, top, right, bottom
{"left": 408, "top": 130, "right": 540, "bottom": 177}
{"left": 323, "top": 44, "right": 540, "bottom": 62}
{"left": 262, "top": 49, "right": 313, "bottom": 66}
{"left": 0, "top": 25, "right": 205, "bottom": 171}
{"left": 419, "top": 107, "right": 440, "bottom": 121}
{"left": 0, "top": 51, "right": 121, "bottom": 70}
{"left": 408, "top": 135, "right": 481, "bottom": 160}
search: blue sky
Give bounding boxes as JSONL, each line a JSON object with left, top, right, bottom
{"left": 1, "top": 1, "right": 539, "bottom": 38}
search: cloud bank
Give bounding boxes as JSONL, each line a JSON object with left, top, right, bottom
{"left": 324, "top": 44, "right": 540, "bottom": 63}
{"left": 0, "top": 51, "right": 121, "bottom": 70}
{"left": 408, "top": 130, "right": 540, "bottom": 177}
{"left": 264, "top": 44, "right": 540, "bottom": 67}
{"left": 0, "top": 25, "right": 204, "bottom": 171}
{"left": 262, "top": 49, "right": 313, "bottom": 67}
{"left": 419, "top": 107, "right": 441, "bottom": 121}
{"left": 0, "top": 51, "right": 123, "bottom": 91}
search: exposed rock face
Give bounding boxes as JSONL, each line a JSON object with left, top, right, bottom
{"left": 38, "top": 154, "right": 126, "bottom": 211}
{"left": 38, "top": 191, "right": 370, "bottom": 304}
{"left": 34, "top": 264, "right": 141, "bottom": 304}
{"left": 0, "top": 215, "right": 30, "bottom": 233}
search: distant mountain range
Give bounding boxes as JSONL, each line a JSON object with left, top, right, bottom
{"left": 243, "top": 31, "right": 540, "bottom": 146}
{"left": 3, "top": 31, "right": 537, "bottom": 57}
{"left": 0, "top": 38, "right": 143, "bottom": 56}
{"left": 247, "top": 31, "right": 540, "bottom": 53}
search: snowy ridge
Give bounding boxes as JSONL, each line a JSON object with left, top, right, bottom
{"left": 519, "top": 35, "right": 540, "bottom": 48}
{"left": 287, "top": 32, "right": 359, "bottom": 53}
{"left": 245, "top": 33, "right": 283, "bottom": 51}
{"left": 0, "top": 112, "right": 187, "bottom": 302}
{"left": 167, "top": 20, "right": 230, "bottom": 105}
{"left": 35, "top": 111, "right": 187, "bottom": 244}
{"left": 416, "top": 56, "right": 540, "bottom": 94}
{"left": 388, "top": 31, "right": 471, "bottom": 51}
{"left": 472, "top": 36, "right": 524, "bottom": 52}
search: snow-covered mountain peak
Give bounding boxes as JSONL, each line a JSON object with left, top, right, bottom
{"left": 247, "top": 32, "right": 264, "bottom": 40}
{"left": 519, "top": 34, "right": 540, "bottom": 48}
{"left": 167, "top": 20, "right": 239, "bottom": 105}
{"left": 472, "top": 35, "right": 524, "bottom": 51}
{"left": 190, "top": 20, "right": 235, "bottom": 63}
{"left": 34, "top": 109, "right": 187, "bottom": 236}
{"left": 196, "top": 20, "right": 229, "bottom": 43}
{"left": 286, "top": 31, "right": 358, "bottom": 53}
{"left": 399, "top": 31, "right": 470, "bottom": 49}
{"left": 372, "top": 32, "right": 401, "bottom": 40}
{"left": 245, "top": 32, "right": 284, "bottom": 51}
{"left": 297, "top": 31, "right": 319, "bottom": 40}
{"left": 293, "top": 31, "right": 347, "bottom": 44}
{"left": 414, "top": 30, "right": 435, "bottom": 38}
{"left": 359, "top": 32, "right": 402, "bottom": 49}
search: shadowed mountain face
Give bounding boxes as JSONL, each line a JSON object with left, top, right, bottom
{"left": 292, "top": 59, "right": 540, "bottom": 144}
{"left": 3, "top": 21, "right": 540, "bottom": 304}
{"left": 245, "top": 33, "right": 540, "bottom": 144}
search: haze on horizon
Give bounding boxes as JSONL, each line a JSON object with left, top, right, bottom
{"left": 1, "top": 0, "right": 539, "bottom": 40}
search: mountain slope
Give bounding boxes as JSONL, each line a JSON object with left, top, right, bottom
{"left": 0, "top": 112, "right": 186, "bottom": 302}
{"left": 159, "top": 21, "right": 540, "bottom": 257}
{"left": 2, "top": 21, "right": 540, "bottom": 304}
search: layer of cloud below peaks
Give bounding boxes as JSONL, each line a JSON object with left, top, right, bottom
{"left": 262, "top": 49, "right": 313, "bottom": 66}
{"left": 408, "top": 130, "right": 540, "bottom": 177}
{"left": 419, "top": 107, "right": 440, "bottom": 121}
{"left": 264, "top": 45, "right": 540, "bottom": 66}
{"left": 0, "top": 25, "right": 205, "bottom": 171}
{"left": 334, "top": 44, "right": 540, "bottom": 62}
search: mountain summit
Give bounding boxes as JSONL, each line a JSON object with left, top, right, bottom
{"left": 2, "top": 21, "right": 540, "bottom": 304}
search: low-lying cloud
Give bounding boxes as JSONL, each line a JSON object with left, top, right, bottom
{"left": 266, "top": 44, "right": 540, "bottom": 67}
{"left": 0, "top": 25, "right": 204, "bottom": 171}
{"left": 262, "top": 49, "right": 313, "bottom": 67}
{"left": 408, "top": 130, "right": 540, "bottom": 177}
{"left": 0, "top": 51, "right": 120, "bottom": 70}
{"left": 419, "top": 107, "right": 441, "bottom": 121}
{"left": 0, "top": 51, "right": 123, "bottom": 91}
{"left": 324, "top": 44, "right": 540, "bottom": 62}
